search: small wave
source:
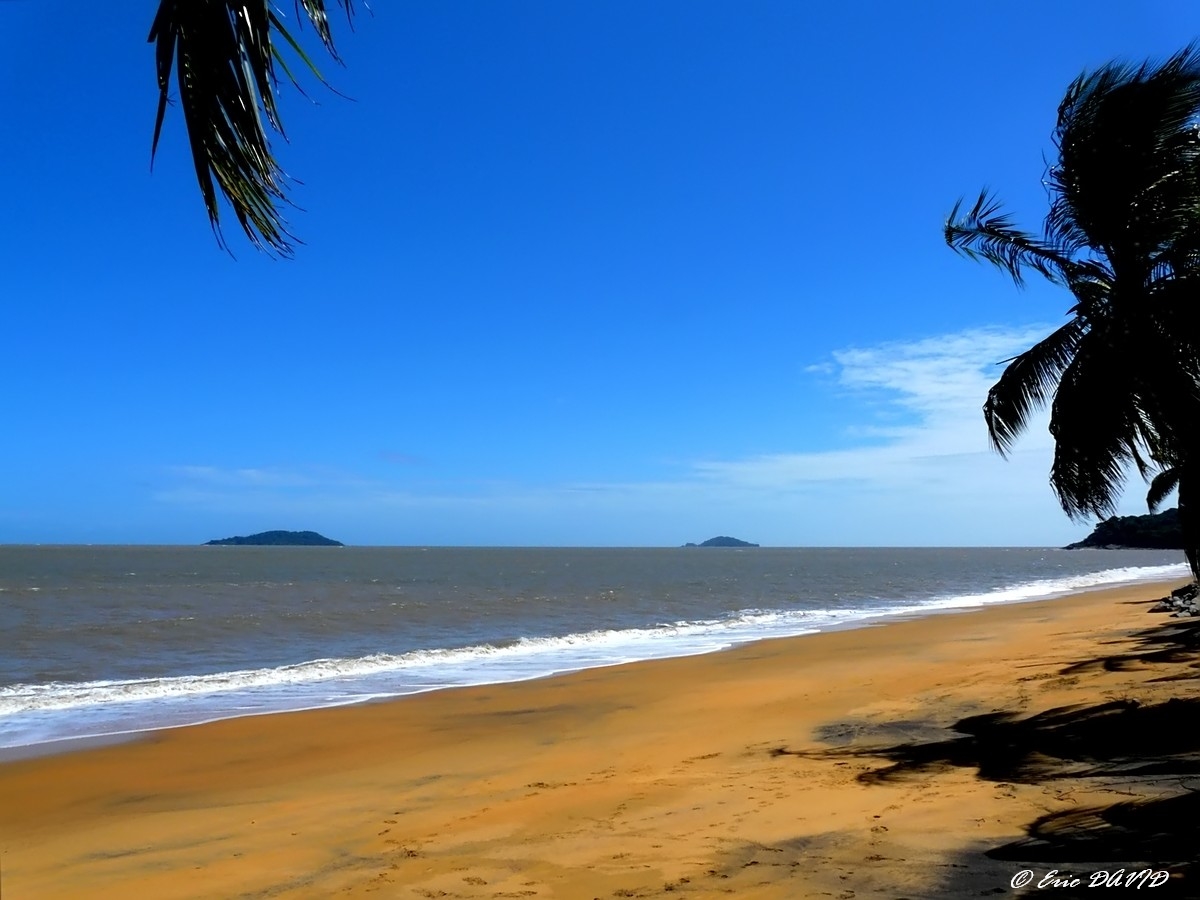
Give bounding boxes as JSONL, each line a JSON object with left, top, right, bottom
{"left": 0, "top": 560, "right": 1186, "bottom": 748}
{"left": 0, "top": 613, "right": 834, "bottom": 717}
{"left": 912, "top": 563, "right": 1189, "bottom": 612}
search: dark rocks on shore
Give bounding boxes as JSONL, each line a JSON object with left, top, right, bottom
{"left": 1150, "top": 582, "right": 1200, "bottom": 617}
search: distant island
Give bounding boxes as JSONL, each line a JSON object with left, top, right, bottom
{"left": 683, "top": 536, "right": 759, "bottom": 548}
{"left": 205, "top": 530, "right": 344, "bottom": 547}
{"left": 1064, "top": 509, "right": 1183, "bottom": 550}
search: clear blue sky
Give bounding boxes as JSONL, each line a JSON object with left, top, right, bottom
{"left": 1, "top": 2, "right": 1193, "bottom": 546}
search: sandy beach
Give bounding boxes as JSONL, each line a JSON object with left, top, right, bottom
{"left": 2, "top": 578, "right": 1198, "bottom": 898}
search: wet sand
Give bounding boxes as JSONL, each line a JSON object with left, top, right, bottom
{"left": 1, "top": 579, "right": 1195, "bottom": 898}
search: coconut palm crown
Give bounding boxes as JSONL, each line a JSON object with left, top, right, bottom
{"left": 149, "top": 1, "right": 357, "bottom": 256}
{"left": 946, "top": 44, "right": 1200, "bottom": 577}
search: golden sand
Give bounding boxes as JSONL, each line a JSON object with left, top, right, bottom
{"left": 1, "top": 579, "right": 1196, "bottom": 898}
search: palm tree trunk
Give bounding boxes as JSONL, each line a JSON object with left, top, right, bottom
{"left": 1179, "top": 469, "right": 1200, "bottom": 582}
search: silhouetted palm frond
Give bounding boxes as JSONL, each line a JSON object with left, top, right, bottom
{"left": 983, "top": 319, "right": 1086, "bottom": 456}
{"left": 149, "top": 0, "right": 356, "bottom": 255}
{"left": 945, "top": 191, "right": 1076, "bottom": 288}
{"left": 1046, "top": 342, "right": 1150, "bottom": 520}
{"left": 948, "top": 45, "right": 1200, "bottom": 572}
{"left": 1148, "top": 467, "right": 1181, "bottom": 513}
{"left": 1051, "top": 44, "right": 1200, "bottom": 271}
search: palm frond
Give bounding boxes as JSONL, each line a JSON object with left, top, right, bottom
{"left": 1177, "top": 469, "right": 1200, "bottom": 580}
{"left": 1043, "top": 182, "right": 1092, "bottom": 261}
{"left": 292, "top": 0, "right": 357, "bottom": 62}
{"left": 945, "top": 191, "right": 1077, "bottom": 288}
{"left": 1148, "top": 467, "right": 1181, "bottom": 513}
{"left": 1148, "top": 195, "right": 1200, "bottom": 283}
{"left": 1046, "top": 344, "right": 1148, "bottom": 520}
{"left": 983, "top": 319, "right": 1085, "bottom": 456}
{"left": 1061, "top": 265, "right": 1114, "bottom": 322}
{"left": 1052, "top": 43, "right": 1200, "bottom": 272}
{"left": 1117, "top": 313, "right": 1200, "bottom": 461}
{"left": 149, "top": 0, "right": 356, "bottom": 255}
{"left": 950, "top": 43, "right": 1200, "bottom": 544}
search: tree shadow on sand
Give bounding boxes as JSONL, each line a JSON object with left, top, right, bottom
{"left": 791, "top": 697, "right": 1200, "bottom": 785}
{"left": 979, "top": 791, "right": 1200, "bottom": 896}
{"left": 1056, "top": 604, "right": 1200, "bottom": 684}
{"left": 775, "top": 613, "right": 1200, "bottom": 896}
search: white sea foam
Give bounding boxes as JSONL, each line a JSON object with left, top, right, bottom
{"left": 891, "top": 563, "right": 1190, "bottom": 613}
{"left": 0, "top": 561, "right": 1187, "bottom": 750}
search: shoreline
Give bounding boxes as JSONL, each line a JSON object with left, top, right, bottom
{"left": 4, "top": 576, "right": 1199, "bottom": 897}
{"left": 1, "top": 563, "right": 1188, "bottom": 759}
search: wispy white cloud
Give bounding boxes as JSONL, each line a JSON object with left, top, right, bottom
{"left": 694, "top": 324, "right": 1059, "bottom": 490}
{"left": 167, "top": 465, "right": 321, "bottom": 489}
{"left": 666, "top": 322, "right": 1162, "bottom": 545}
{"left": 151, "top": 324, "right": 1155, "bottom": 546}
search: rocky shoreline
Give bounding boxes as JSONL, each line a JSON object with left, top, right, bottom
{"left": 1150, "top": 581, "right": 1200, "bottom": 616}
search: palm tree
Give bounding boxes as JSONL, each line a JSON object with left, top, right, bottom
{"left": 945, "top": 45, "right": 1200, "bottom": 579}
{"left": 1147, "top": 456, "right": 1200, "bottom": 576}
{"left": 149, "top": 1, "right": 357, "bottom": 256}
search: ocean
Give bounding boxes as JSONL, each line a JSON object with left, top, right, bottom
{"left": 0, "top": 545, "right": 1188, "bottom": 753}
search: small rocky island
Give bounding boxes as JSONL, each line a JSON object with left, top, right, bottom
{"left": 205, "top": 530, "right": 344, "bottom": 547}
{"left": 683, "top": 536, "right": 760, "bottom": 548}
{"left": 1064, "top": 508, "right": 1183, "bottom": 550}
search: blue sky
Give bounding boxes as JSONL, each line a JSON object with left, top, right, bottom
{"left": 1, "top": 1, "right": 1193, "bottom": 546}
